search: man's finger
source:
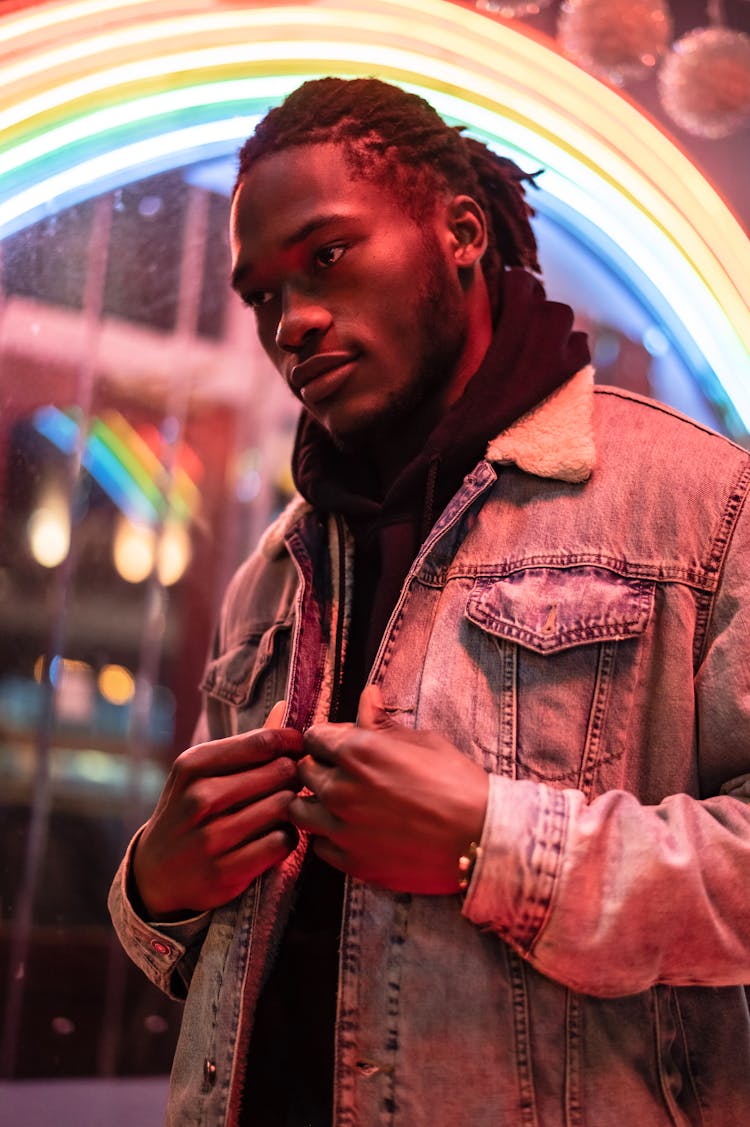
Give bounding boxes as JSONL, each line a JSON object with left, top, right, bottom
{"left": 356, "top": 683, "right": 397, "bottom": 730}
{"left": 179, "top": 757, "right": 300, "bottom": 824}
{"left": 204, "top": 826, "right": 300, "bottom": 907}
{"left": 174, "top": 726, "right": 305, "bottom": 781}
{"left": 309, "top": 835, "right": 347, "bottom": 874}
{"left": 297, "top": 754, "right": 330, "bottom": 795}
{"left": 303, "top": 722, "right": 356, "bottom": 765}
{"left": 206, "top": 789, "right": 298, "bottom": 854}
{"left": 264, "top": 700, "right": 287, "bottom": 728}
{"left": 288, "top": 792, "right": 339, "bottom": 836}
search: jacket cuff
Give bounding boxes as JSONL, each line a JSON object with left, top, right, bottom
{"left": 107, "top": 829, "right": 211, "bottom": 999}
{"left": 461, "top": 774, "right": 567, "bottom": 953}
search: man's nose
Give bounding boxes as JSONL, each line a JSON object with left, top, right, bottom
{"left": 275, "top": 288, "right": 332, "bottom": 353}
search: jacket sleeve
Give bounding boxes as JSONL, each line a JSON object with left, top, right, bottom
{"left": 107, "top": 682, "right": 219, "bottom": 1001}
{"left": 107, "top": 641, "right": 232, "bottom": 1000}
{"left": 462, "top": 477, "right": 750, "bottom": 998}
{"left": 107, "top": 523, "right": 303, "bottom": 997}
{"left": 107, "top": 829, "right": 212, "bottom": 1001}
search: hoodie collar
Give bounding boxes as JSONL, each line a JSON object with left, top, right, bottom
{"left": 261, "top": 367, "right": 597, "bottom": 560}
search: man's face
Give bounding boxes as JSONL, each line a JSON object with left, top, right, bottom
{"left": 229, "top": 143, "right": 473, "bottom": 445}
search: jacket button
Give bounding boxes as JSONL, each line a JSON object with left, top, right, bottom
{"left": 151, "top": 939, "right": 172, "bottom": 956}
{"left": 355, "top": 1060, "right": 381, "bottom": 1078}
{"left": 203, "top": 1058, "right": 217, "bottom": 1091}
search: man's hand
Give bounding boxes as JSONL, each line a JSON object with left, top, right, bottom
{"left": 289, "top": 686, "right": 489, "bottom": 894}
{"left": 132, "top": 703, "right": 304, "bottom": 919}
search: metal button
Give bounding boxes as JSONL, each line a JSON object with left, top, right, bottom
{"left": 203, "top": 1057, "right": 217, "bottom": 1091}
{"left": 355, "top": 1060, "right": 381, "bottom": 1078}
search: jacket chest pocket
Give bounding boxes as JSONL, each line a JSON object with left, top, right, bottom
{"left": 464, "top": 567, "right": 653, "bottom": 793}
{"left": 200, "top": 617, "right": 293, "bottom": 732}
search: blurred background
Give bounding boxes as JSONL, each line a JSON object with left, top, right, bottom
{"left": 1, "top": 0, "right": 748, "bottom": 1122}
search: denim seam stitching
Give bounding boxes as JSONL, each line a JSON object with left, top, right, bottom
{"left": 694, "top": 461, "right": 750, "bottom": 670}
{"left": 671, "top": 989, "right": 709, "bottom": 1126}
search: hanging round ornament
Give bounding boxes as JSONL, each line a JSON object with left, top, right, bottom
{"left": 475, "top": 0, "right": 554, "bottom": 19}
{"left": 558, "top": 0, "right": 673, "bottom": 85}
{"left": 659, "top": 26, "right": 750, "bottom": 139}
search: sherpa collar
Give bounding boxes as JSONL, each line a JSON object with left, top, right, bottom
{"left": 486, "top": 364, "right": 595, "bottom": 484}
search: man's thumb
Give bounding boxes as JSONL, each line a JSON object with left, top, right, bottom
{"left": 357, "top": 683, "right": 394, "bottom": 729}
{"left": 264, "top": 700, "right": 287, "bottom": 728}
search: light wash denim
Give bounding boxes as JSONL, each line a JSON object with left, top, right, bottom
{"left": 110, "top": 376, "right": 750, "bottom": 1126}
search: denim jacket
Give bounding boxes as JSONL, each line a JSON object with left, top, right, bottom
{"left": 109, "top": 370, "right": 750, "bottom": 1126}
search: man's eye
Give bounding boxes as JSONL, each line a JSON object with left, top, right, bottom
{"left": 244, "top": 290, "right": 275, "bottom": 310}
{"left": 315, "top": 245, "right": 347, "bottom": 268}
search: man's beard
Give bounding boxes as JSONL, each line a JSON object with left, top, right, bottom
{"left": 338, "top": 231, "right": 469, "bottom": 457}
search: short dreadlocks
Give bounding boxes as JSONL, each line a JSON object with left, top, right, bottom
{"left": 235, "top": 77, "right": 541, "bottom": 316}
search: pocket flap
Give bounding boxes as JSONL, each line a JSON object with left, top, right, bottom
{"left": 465, "top": 567, "right": 653, "bottom": 654}
{"left": 200, "top": 618, "right": 291, "bottom": 707}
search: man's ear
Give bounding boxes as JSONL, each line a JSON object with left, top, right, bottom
{"left": 446, "top": 195, "right": 488, "bottom": 269}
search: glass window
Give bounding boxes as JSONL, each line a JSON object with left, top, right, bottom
{"left": 0, "top": 165, "right": 298, "bottom": 1099}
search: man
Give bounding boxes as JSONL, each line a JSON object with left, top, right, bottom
{"left": 110, "top": 77, "right": 750, "bottom": 1126}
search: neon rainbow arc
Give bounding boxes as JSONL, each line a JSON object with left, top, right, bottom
{"left": 1, "top": 0, "right": 748, "bottom": 435}
{"left": 33, "top": 405, "right": 202, "bottom": 526}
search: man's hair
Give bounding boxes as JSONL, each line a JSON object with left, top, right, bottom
{"left": 235, "top": 77, "right": 541, "bottom": 314}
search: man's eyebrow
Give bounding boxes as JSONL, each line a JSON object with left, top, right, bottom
{"left": 283, "top": 212, "right": 353, "bottom": 249}
{"left": 230, "top": 212, "right": 355, "bottom": 291}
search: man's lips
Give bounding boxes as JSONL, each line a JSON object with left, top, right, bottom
{"left": 289, "top": 352, "right": 359, "bottom": 405}
{"left": 289, "top": 351, "right": 357, "bottom": 391}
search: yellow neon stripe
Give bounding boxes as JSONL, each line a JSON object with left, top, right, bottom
{"left": 104, "top": 411, "right": 202, "bottom": 516}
